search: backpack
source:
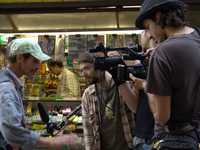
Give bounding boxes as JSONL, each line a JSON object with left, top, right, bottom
{"left": 152, "top": 133, "right": 199, "bottom": 150}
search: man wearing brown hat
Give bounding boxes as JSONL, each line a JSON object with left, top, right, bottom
{"left": 0, "top": 38, "right": 80, "bottom": 150}
{"left": 135, "top": 0, "right": 200, "bottom": 149}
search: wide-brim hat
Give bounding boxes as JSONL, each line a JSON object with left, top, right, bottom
{"left": 135, "top": 0, "right": 185, "bottom": 29}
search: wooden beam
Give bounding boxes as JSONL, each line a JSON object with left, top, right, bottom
{"left": 0, "top": 27, "right": 138, "bottom": 33}
{"left": 6, "top": 15, "right": 18, "bottom": 32}
{"left": 0, "top": 0, "right": 198, "bottom": 14}
{"left": 0, "top": 0, "right": 139, "bottom": 14}
{"left": 0, "top": 4, "right": 139, "bottom": 14}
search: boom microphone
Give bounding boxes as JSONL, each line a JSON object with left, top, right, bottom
{"left": 37, "top": 103, "right": 49, "bottom": 124}
{"left": 38, "top": 103, "right": 56, "bottom": 136}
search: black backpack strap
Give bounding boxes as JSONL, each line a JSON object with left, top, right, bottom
{"left": 193, "top": 26, "right": 200, "bottom": 35}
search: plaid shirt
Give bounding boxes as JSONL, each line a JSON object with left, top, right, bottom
{"left": 82, "top": 74, "right": 134, "bottom": 150}
{"left": 57, "top": 68, "right": 80, "bottom": 97}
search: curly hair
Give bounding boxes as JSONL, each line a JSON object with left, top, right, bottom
{"left": 79, "top": 52, "right": 94, "bottom": 64}
{"left": 150, "top": 5, "right": 188, "bottom": 28}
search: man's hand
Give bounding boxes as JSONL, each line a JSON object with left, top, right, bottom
{"left": 9, "top": 145, "right": 20, "bottom": 150}
{"left": 143, "top": 47, "right": 155, "bottom": 65}
{"left": 53, "top": 134, "right": 82, "bottom": 150}
{"left": 144, "top": 47, "right": 155, "bottom": 57}
{"left": 54, "top": 134, "right": 78, "bottom": 145}
{"left": 129, "top": 74, "right": 146, "bottom": 90}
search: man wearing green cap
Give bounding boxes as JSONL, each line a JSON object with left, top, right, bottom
{"left": 135, "top": 0, "right": 200, "bottom": 149}
{"left": 0, "top": 38, "right": 79, "bottom": 150}
{"left": 0, "top": 35, "right": 7, "bottom": 69}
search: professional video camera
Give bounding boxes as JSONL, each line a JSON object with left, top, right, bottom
{"left": 89, "top": 45, "right": 148, "bottom": 84}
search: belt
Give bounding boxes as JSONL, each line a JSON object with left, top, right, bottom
{"left": 168, "top": 123, "right": 194, "bottom": 134}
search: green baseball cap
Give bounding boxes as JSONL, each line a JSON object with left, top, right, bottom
{"left": 7, "top": 38, "right": 51, "bottom": 61}
{"left": 0, "top": 35, "right": 7, "bottom": 45}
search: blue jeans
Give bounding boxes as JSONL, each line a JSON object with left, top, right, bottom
{"left": 133, "top": 136, "right": 152, "bottom": 150}
{"left": 135, "top": 143, "right": 151, "bottom": 150}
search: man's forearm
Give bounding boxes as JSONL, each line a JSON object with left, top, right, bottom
{"left": 147, "top": 93, "right": 171, "bottom": 125}
{"left": 147, "top": 93, "right": 157, "bottom": 118}
{"left": 118, "top": 82, "right": 139, "bottom": 112}
{"left": 37, "top": 134, "right": 80, "bottom": 149}
{"left": 36, "top": 137, "right": 53, "bottom": 148}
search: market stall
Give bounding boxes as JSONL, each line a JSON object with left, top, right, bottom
{"left": 0, "top": 1, "right": 199, "bottom": 149}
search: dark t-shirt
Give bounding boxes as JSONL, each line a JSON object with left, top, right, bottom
{"left": 146, "top": 30, "right": 200, "bottom": 125}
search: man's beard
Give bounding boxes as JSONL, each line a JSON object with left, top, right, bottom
{"left": 86, "top": 71, "right": 104, "bottom": 85}
{"left": 86, "top": 76, "right": 98, "bottom": 85}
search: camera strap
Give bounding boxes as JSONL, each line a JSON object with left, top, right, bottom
{"left": 193, "top": 26, "right": 200, "bottom": 36}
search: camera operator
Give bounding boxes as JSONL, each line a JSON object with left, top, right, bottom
{"left": 80, "top": 52, "right": 136, "bottom": 150}
{"left": 135, "top": 0, "right": 200, "bottom": 149}
{"left": 109, "top": 39, "right": 155, "bottom": 150}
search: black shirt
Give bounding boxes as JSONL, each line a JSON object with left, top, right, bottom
{"left": 146, "top": 30, "right": 200, "bottom": 125}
